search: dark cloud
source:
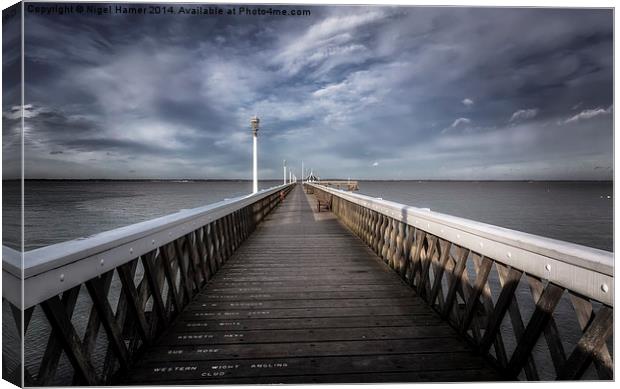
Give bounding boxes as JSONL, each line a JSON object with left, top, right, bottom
{"left": 9, "top": 4, "right": 613, "bottom": 180}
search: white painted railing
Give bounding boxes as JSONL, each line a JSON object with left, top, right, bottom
{"left": 307, "top": 183, "right": 613, "bottom": 304}
{"left": 307, "top": 182, "right": 613, "bottom": 380}
{"left": 1, "top": 183, "right": 295, "bottom": 385}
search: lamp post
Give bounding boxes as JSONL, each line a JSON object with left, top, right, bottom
{"left": 283, "top": 160, "right": 287, "bottom": 185}
{"left": 250, "top": 116, "right": 259, "bottom": 193}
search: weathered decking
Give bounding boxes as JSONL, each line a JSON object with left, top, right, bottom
{"left": 123, "top": 185, "right": 502, "bottom": 384}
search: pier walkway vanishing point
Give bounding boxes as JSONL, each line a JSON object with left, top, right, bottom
{"left": 2, "top": 182, "right": 613, "bottom": 386}
{"left": 124, "top": 184, "right": 501, "bottom": 384}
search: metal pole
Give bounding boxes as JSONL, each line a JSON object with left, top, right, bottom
{"left": 250, "top": 116, "right": 260, "bottom": 193}
{"left": 252, "top": 133, "right": 258, "bottom": 193}
{"left": 283, "top": 160, "right": 287, "bottom": 185}
{"left": 301, "top": 161, "right": 304, "bottom": 182}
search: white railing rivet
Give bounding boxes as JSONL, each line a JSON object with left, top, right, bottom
{"left": 545, "top": 264, "right": 551, "bottom": 271}
{"left": 427, "top": 223, "right": 430, "bottom": 228}
{"left": 100, "top": 259, "right": 104, "bottom": 266}
{"left": 60, "top": 274, "right": 64, "bottom": 282}
{"left": 152, "top": 240, "right": 156, "bottom": 245}
{"left": 479, "top": 242, "right": 484, "bottom": 248}
{"left": 601, "top": 284, "right": 609, "bottom": 293}
{"left": 507, "top": 252, "right": 512, "bottom": 258}
{"left": 457, "top": 234, "right": 461, "bottom": 239}
{"left": 129, "top": 248, "right": 133, "bottom": 254}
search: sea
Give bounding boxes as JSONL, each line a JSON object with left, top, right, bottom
{"left": 1, "top": 180, "right": 614, "bottom": 383}
{"left": 2, "top": 180, "right": 613, "bottom": 251}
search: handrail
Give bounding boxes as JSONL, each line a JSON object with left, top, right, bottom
{"left": 3, "top": 182, "right": 295, "bottom": 385}
{"left": 307, "top": 183, "right": 613, "bottom": 306}
{"left": 307, "top": 182, "right": 613, "bottom": 380}
{"left": 2, "top": 183, "right": 295, "bottom": 309}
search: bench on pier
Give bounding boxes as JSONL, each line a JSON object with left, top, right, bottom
{"left": 316, "top": 192, "right": 333, "bottom": 212}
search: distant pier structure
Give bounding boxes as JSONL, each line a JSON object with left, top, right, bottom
{"left": 318, "top": 180, "right": 359, "bottom": 191}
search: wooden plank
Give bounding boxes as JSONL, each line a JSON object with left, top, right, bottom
{"left": 187, "top": 297, "right": 421, "bottom": 311}
{"left": 122, "top": 369, "right": 504, "bottom": 385}
{"left": 158, "top": 325, "right": 458, "bottom": 346}
{"left": 207, "top": 283, "right": 410, "bottom": 294}
{"left": 183, "top": 305, "right": 433, "bottom": 320}
{"left": 172, "top": 314, "right": 442, "bottom": 332}
{"left": 121, "top": 184, "right": 500, "bottom": 385}
{"left": 138, "top": 337, "right": 467, "bottom": 363}
{"left": 127, "top": 352, "right": 492, "bottom": 383}
{"left": 196, "top": 290, "right": 415, "bottom": 301}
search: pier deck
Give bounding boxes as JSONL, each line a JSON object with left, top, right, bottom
{"left": 123, "top": 185, "right": 502, "bottom": 384}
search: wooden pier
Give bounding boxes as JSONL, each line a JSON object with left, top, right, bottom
{"left": 316, "top": 180, "right": 359, "bottom": 191}
{"left": 2, "top": 182, "right": 613, "bottom": 386}
{"left": 123, "top": 185, "right": 501, "bottom": 384}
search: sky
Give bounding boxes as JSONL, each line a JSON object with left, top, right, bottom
{"left": 2, "top": 3, "right": 614, "bottom": 180}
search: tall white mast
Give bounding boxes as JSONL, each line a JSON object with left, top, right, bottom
{"left": 250, "top": 116, "right": 260, "bottom": 193}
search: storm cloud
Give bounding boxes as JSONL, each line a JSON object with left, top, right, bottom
{"left": 4, "top": 4, "right": 613, "bottom": 180}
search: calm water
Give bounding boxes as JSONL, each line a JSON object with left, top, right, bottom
{"left": 2, "top": 180, "right": 613, "bottom": 383}
{"left": 2, "top": 180, "right": 613, "bottom": 251}
{"left": 358, "top": 181, "right": 613, "bottom": 251}
{"left": 3, "top": 180, "right": 283, "bottom": 251}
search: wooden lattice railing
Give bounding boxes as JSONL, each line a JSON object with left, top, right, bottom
{"left": 2, "top": 184, "right": 294, "bottom": 386}
{"left": 307, "top": 183, "right": 613, "bottom": 381}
